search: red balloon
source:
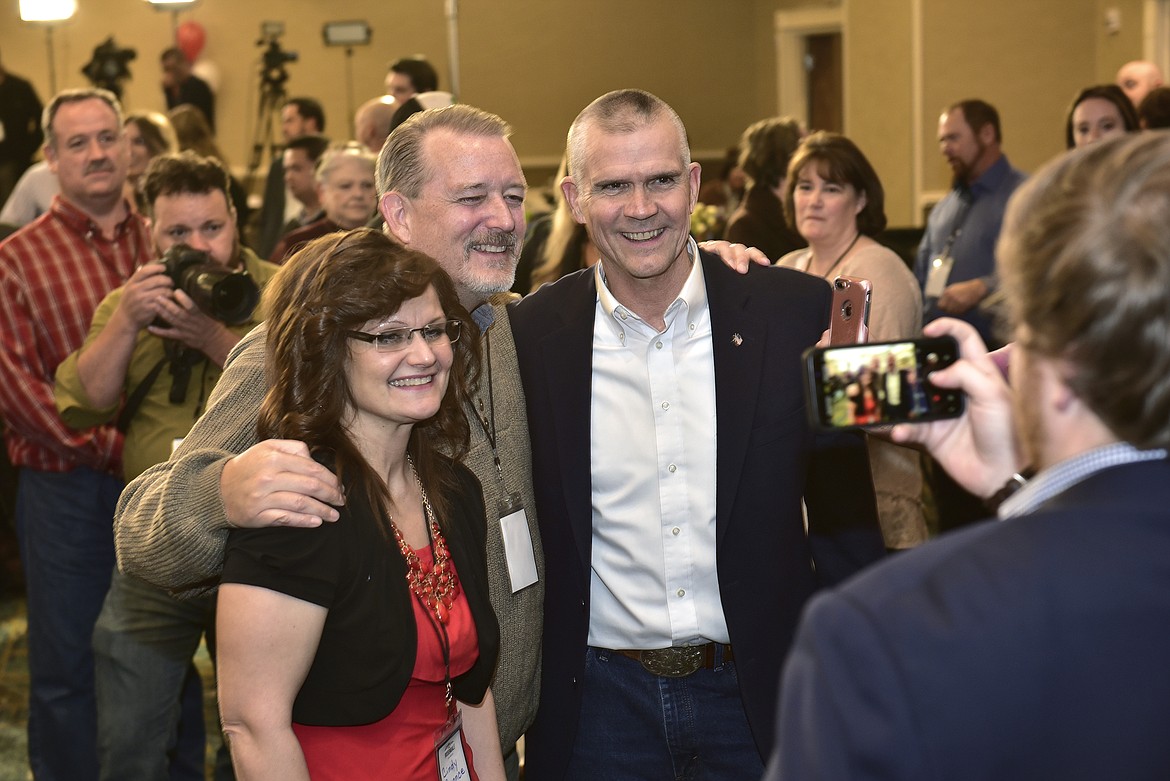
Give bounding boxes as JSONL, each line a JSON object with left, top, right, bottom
{"left": 176, "top": 20, "right": 206, "bottom": 62}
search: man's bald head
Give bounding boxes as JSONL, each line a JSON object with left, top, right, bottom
{"left": 354, "top": 97, "right": 397, "bottom": 155}
{"left": 1117, "top": 60, "right": 1165, "bottom": 108}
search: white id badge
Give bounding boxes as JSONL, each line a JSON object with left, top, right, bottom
{"left": 171, "top": 437, "right": 185, "bottom": 454}
{"left": 499, "top": 494, "right": 538, "bottom": 593}
{"left": 924, "top": 255, "right": 955, "bottom": 299}
{"left": 434, "top": 710, "right": 471, "bottom": 781}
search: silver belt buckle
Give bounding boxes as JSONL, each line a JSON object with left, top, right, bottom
{"left": 639, "top": 646, "right": 703, "bottom": 677}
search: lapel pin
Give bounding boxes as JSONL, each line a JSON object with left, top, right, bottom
{"left": 732, "top": 333, "right": 743, "bottom": 346}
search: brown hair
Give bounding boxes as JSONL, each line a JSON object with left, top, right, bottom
{"left": 258, "top": 227, "right": 482, "bottom": 529}
{"left": 1064, "top": 84, "right": 1139, "bottom": 149}
{"left": 997, "top": 133, "right": 1170, "bottom": 447}
{"left": 141, "top": 151, "right": 232, "bottom": 216}
{"left": 947, "top": 99, "right": 1002, "bottom": 143}
{"left": 738, "top": 117, "right": 802, "bottom": 190}
{"left": 124, "top": 111, "right": 178, "bottom": 159}
{"left": 784, "top": 131, "right": 887, "bottom": 236}
{"left": 168, "top": 104, "right": 226, "bottom": 163}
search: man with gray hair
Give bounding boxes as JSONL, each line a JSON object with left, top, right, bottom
{"left": 510, "top": 89, "right": 884, "bottom": 779}
{"left": 0, "top": 87, "right": 150, "bottom": 781}
{"left": 769, "top": 132, "right": 1170, "bottom": 779}
{"left": 116, "top": 104, "right": 542, "bottom": 779}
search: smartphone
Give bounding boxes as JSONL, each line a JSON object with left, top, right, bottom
{"left": 828, "top": 275, "right": 872, "bottom": 345}
{"left": 803, "top": 336, "right": 965, "bottom": 429}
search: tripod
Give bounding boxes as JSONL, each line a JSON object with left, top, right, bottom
{"left": 245, "top": 73, "right": 286, "bottom": 192}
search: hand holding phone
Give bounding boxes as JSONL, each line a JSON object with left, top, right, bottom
{"left": 887, "top": 318, "right": 1025, "bottom": 499}
{"left": 804, "top": 336, "right": 965, "bottom": 429}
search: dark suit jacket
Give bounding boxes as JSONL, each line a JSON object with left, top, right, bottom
{"left": 768, "top": 457, "right": 1170, "bottom": 781}
{"left": 509, "top": 251, "right": 885, "bottom": 779}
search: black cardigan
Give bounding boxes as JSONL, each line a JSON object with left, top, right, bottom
{"left": 222, "top": 458, "right": 500, "bottom": 726}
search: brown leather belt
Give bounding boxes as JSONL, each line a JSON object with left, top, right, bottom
{"left": 609, "top": 643, "right": 734, "bottom": 678}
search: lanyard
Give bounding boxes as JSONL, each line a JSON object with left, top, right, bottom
{"left": 472, "top": 330, "right": 509, "bottom": 492}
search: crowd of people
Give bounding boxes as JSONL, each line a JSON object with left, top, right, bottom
{"left": 1, "top": 35, "right": 1170, "bottom": 781}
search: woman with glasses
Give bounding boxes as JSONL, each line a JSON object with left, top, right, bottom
{"left": 215, "top": 227, "right": 504, "bottom": 780}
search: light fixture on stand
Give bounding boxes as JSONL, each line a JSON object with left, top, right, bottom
{"left": 323, "top": 21, "right": 372, "bottom": 140}
{"left": 19, "top": 0, "right": 77, "bottom": 94}
{"left": 145, "top": 0, "right": 201, "bottom": 37}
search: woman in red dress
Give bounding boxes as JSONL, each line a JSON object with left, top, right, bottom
{"left": 216, "top": 228, "right": 503, "bottom": 780}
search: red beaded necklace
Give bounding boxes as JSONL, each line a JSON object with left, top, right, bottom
{"left": 390, "top": 463, "right": 460, "bottom": 624}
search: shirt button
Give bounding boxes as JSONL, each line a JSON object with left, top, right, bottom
{"left": 655, "top": 341, "right": 663, "bottom": 349}
{"left": 619, "top": 310, "right": 628, "bottom": 321}
{"left": 668, "top": 464, "right": 677, "bottom": 473}
{"left": 661, "top": 401, "right": 670, "bottom": 410}
{"left": 689, "top": 322, "right": 696, "bottom": 331}
{"left": 676, "top": 589, "right": 685, "bottom": 597}
{"left": 672, "top": 527, "right": 680, "bottom": 536}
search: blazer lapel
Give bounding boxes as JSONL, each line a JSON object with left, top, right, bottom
{"left": 536, "top": 271, "right": 598, "bottom": 575}
{"left": 704, "top": 254, "right": 767, "bottom": 544}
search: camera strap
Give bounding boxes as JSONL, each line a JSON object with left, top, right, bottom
{"left": 117, "top": 356, "right": 169, "bottom": 433}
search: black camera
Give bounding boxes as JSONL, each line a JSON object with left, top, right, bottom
{"left": 161, "top": 245, "right": 259, "bottom": 326}
{"left": 81, "top": 37, "right": 137, "bottom": 98}
{"left": 258, "top": 37, "right": 298, "bottom": 89}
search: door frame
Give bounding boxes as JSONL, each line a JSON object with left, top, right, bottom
{"left": 774, "top": 5, "right": 848, "bottom": 132}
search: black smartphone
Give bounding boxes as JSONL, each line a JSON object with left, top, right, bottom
{"left": 803, "top": 336, "right": 965, "bottom": 429}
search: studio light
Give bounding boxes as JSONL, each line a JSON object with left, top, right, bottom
{"left": 19, "top": 0, "right": 77, "bottom": 22}
{"left": 19, "top": 0, "right": 76, "bottom": 94}
{"left": 322, "top": 21, "right": 371, "bottom": 47}
{"left": 145, "top": 0, "right": 201, "bottom": 9}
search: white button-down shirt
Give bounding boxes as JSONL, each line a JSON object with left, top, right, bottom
{"left": 587, "top": 241, "right": 728, "bottom": 649}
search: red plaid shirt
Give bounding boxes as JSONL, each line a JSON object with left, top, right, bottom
{"left": 0, "top": 195, "right": 150, "bottom": 473}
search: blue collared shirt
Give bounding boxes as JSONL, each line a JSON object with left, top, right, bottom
{"left": 915, "top": 155, "right": 1027, "bottom": 345}
{"left": 999, "top": 443, "right": 1168, "bottom": 519}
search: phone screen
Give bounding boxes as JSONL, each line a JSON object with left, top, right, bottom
{"left": 804, "top": 336, "right": 965, "bottom": 429}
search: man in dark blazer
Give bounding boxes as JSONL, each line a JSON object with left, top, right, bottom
{"left": 766, "top": 132, "right": 1170, "bottom": 780}
{"left": 510, "top": 89, "right": 885, "bottom": 780}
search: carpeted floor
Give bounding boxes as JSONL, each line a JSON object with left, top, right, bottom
{"left": 0, "top": 593, "right": 224, "bottom": 780}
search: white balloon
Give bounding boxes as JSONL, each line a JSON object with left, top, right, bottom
{"left": 192, "top": 59, "right": 220, "bottom": 92}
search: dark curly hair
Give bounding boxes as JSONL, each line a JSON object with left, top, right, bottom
{"left": 257, "top": 227, "right": 481, "bottom": 532}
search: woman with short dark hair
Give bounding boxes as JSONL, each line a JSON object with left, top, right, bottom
{"left": 778, "top": 131, "right": 928, "bottom": 550}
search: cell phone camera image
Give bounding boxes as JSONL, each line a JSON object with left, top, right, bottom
{"left": 804, "top": 336, "right": 965, "bottom": 429}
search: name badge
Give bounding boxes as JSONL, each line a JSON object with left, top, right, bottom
{"left": 498, "top": 493, "right": 538, "bottom": 593}
{"left": 434, "top": 710, "right": 471, "bottom": 781}
{"left": 924, "top": 255, "right": 955, "bottom": 299}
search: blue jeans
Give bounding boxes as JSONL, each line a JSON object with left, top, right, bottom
{"left": 14, "top": 467, "right": 120, "bottom": 781}
{"left": 93, "top": 568, "right": 217, "bottom": 781}
{"left": 566, "top": 647, "right": 764, "bottom": 781}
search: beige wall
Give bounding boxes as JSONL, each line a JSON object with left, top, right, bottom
{"left": 0, "top": 0, "right": 1151, "bottom": 225}
{"left": 0, "top": 0, "right": 765, "bottom": 181}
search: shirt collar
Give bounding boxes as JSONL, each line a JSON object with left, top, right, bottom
{"left": 50, "top": 194, "right": 138, "bottom": 241}
{"left": 999, "top": 442, "right": 1168, "bottom": 519}
{"left": 967, "top": 154, "right": 1012, "bottom": 198}
{"left": 471, "top": 300, "right": 496, "bottom": 333}
{"left": 595, "top": 236, "right": 707, "bottom": 337}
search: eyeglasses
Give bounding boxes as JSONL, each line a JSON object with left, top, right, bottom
{"left": 346, "top": 319, "right": 462, "bottom": 352}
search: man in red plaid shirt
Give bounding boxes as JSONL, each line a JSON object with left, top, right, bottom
{"left": 0, "top": 87, "right": 150, "bottom": 781}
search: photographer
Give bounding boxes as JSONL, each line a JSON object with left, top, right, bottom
{"left": 55, "top": 151, "right": 278, "bottom": 779}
